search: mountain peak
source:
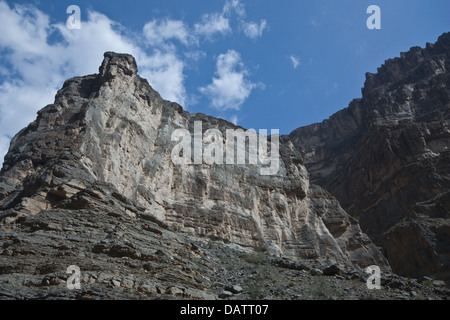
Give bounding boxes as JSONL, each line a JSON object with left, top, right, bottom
{"left": 362, "top": 31, "right": 450, "bottom": 96}
{"left": 99, "top": 51, "right": 138, "bottom": 79}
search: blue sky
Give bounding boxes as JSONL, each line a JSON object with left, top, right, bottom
{"left": 0, "top": 0, "right": 449, "bottom": 163}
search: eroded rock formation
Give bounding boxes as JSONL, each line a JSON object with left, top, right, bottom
{"left": 289, "top": 32, "right": 450, "bottom": 281}
{"left": 0, "top": 52, "right": 389, "bottom": 299}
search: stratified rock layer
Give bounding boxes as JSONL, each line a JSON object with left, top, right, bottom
{"left": 289, "top": 32, "right": 450, "bottom": 280}
{"left": 0, "top": 52, "right": 388, "bottom": 299}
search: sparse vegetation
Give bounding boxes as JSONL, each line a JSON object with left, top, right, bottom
{"left": 225, "top": 262, "right": 236, "bottom": 270}
{"left": 242, "top": 251, "right": 266, "bottom": 265}
{"left": 307, "top": 277, "right": 340, "bottom": 300}
{"left": 422, "top": 280, "right": 433, "bottom": 287}
{"left": 198, "top": 236, "right": 445, "bottom": 301}
{"left": 191, "top": 257, "right": 208, "bottom": 273}
{"left": 207, "top": 240, "right": 215, "bottom": 249}
{"left": 245, "top": 280, "right": 267, "bottom": 299}
{"left": 253, "top": 245, "right": 267, "bottom": 253}
{"left": 414, "top": 293, "right": 425, "bottom": 300}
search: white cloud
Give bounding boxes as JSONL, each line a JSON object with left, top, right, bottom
{"left": 194, "top": 0, "right": 268, "bottom": 40}
{"left": 0, "top": 0, "right": 268, "bottom": 164}
{"left": 0, "top": 2, "right": 188, "bottom": 164}
{"left": 0, "top": 2, "right": 50, "bottom": 56}
{"left": 243, "top": 20, "right": 267, "bottom": 39}
{"left": 139, "top": 51, "right": 186, "bottom": 106}
{"left": 223, "top": 0, "right": 267, "bottom": 39}
{"left": 199, "top": 50, "right": 258, "bottom": 110}
{"left": 230, "top": 115, "right": 239, "bottom": 125}
{"left": 143, "top": 19, "right": 192, "bottom": 46}
{"left": 223, "top": 0, "right": 246, "bottom": 17}
{"left": 184, "top": 50, "right": 207, "bottom": 62}
{"left": 194, "top": 13, "right": 231, "bottom": 38}
{"left": 289, "top": 55, "right": 300, "bottom": 69}
{"left": 55, "top": 11, "right": 141, "bottom": 76}
{"left": 0, "top": 135, "right": 10, "bottom": 164}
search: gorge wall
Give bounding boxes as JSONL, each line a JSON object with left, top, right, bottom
{"left": 289, "top": 32, "right": 450, "bottom": 280}
{"left": 0, "top": 51, "right": 389, "bottom": 297}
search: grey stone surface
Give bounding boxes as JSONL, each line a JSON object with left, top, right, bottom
{"left": 225, "top": 285, "right": 243, "bottom": 294}
{"left": 0, "top": 52, "right": 386, "bottom": 274}
{"left": 0, "top": 40, "right": 448, "bottom": 300}
{"left": 310, "top": 269, "right": 323, "bottom": 276}
{"left": 219, "top": 291, "right": 233, "bottom": 298}
{"left": 289, "top": 32, "right": 450, "bottom": 282}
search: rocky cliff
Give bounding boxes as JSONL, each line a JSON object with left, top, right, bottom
{"left": 289, "top": 32, "right": 450, "bottom": 281}
{"left": 0, "top": 52, "right": 389, "bottom": 299}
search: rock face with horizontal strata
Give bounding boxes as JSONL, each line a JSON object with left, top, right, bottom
{"left": 0, "top": 51, "right": 388, "bottom": 295}
{"left": 289, "top": 32, "right": 450, "bottom": 281}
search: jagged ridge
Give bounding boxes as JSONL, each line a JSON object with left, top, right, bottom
{"left": 289, "top": 32, "right": 450, "bottom": 281}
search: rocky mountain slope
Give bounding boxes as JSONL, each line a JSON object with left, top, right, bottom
{"left": 0, "top": 52, "right": 389, "bottom": 299}
{"left": 289, "top": 32, "right": 450, "bottom": 281}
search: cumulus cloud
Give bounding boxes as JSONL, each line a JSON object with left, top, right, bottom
{"left": 243, "top": 20, "right": 267, "bottom": 39}
{"left": 195, "top": 0, "right": 267, "bottom": 40}
{"left": 223, "top": 0, "right": 246, "bottom": 17}
{"left": 194, "top": 13, "right": 231, "bottom": 38}
{"left": 290, "top": 55, "right": 300, "bottom": 69}
{"left": 223, "top": 0, "right": 267, "bottom": 39}
{"left": 199, "top": 50, "right": 258, "bottom": 110}
{"left": 139, "top": 51, "right": 186, "bottom": 106}
{"left": 0, "top": 1, "right": 188, "bottom": 163}
{"left": 143, "top": 19, "right": 192, "bottom": 46}
{"left": 0, "top": 0, "right": 267, "bottom": 164}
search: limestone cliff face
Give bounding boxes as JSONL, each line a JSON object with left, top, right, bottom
{"left": 0, "top": 52, "right": 387, "bottom": 275}
{"left": 289, "top": 32, "right": 450, "bottom": 280}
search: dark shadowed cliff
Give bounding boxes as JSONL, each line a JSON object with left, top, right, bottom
{"left": 289, "top": 32, "right": 450, "bottom": 281}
